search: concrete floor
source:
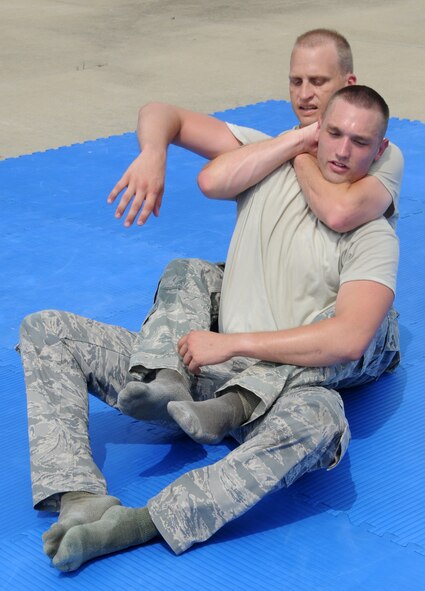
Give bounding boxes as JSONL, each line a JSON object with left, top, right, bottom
{"left": 1, "top": 0, "right": 424, "bottom": 158}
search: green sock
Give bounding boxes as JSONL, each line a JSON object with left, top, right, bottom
{"left": 167, "top": 389, "right": 259, "bottom": 444}
{"left": 118, "top": 369, "right": 191, "bottom": 420}
{"left": 42, "top": 492, "right": 121, "bottom": 559}
{"left": 52, "top": 506, "right": 159, "bottom": 572}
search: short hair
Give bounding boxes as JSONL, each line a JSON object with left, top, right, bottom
{"left": 294, "top": 29, "right": 353, "bottom": 75}
{"left": 325, "top": 85, "right": 390, "bottom": 138}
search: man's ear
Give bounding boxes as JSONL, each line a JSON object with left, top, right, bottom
{"left": 346, "top": 73, "right": 357, "bottom": 86}
{"left": 374, "top": 138, "right": 389, "bottom": 161}
{"left": 315, "top": 118, "right": 322, "bottom": 142}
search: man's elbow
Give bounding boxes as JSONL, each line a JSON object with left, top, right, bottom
{"left": 342, "top": 345, "right": 366, "bottom": 363}
{"left": 139, "top": 100, "right": 169, "bottom": 112}
{"left": 139, "top": 101, "right": 160, "bottom": 116}
{"left": 341, "top": 333, "right": 375, "bottom": 363}
{"left": 197, "top": 167, "right": 221, "bottom": 198}
{"left": 322, "top": 210, "right": 356, "bottom": 233}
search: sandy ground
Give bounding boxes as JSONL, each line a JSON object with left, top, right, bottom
{"left": 0, "top": 0, "right": 424, "bottom": 158}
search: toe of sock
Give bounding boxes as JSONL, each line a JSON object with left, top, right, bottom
{"left": 52, "top": 532, "right": 84, "bottom": 572}
{"left": 42, "top": 523, "right": 67, "bottom": 559}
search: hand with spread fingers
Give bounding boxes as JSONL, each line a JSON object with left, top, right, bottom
{"left": 107, "top": 148, "right": 166, "bottom": 227}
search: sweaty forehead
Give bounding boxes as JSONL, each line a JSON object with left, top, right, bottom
{"left": 290, "top": 44, "right": 341, "bottom": 77}
{"left": 323, "top": 99, "right": 383, "bottom": 136}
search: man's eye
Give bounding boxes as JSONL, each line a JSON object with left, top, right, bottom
{"left": 290, "top": 79, "right": 302, "bottom": 86}
{"left": 312, "top": 79, "right": 326, "bottom": 86}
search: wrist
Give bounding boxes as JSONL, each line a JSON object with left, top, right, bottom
{"left": 299, "top": 122, "right": 319, "bottom": 156}
{"left": 297, "top": 127, "right": 310, "bottom": 155}
{"left": 229, "top": 332, "right": 259, "bottom": 359}
{"left": 276, "top": 128, "right": 305, "bottom": 158}
{"left": 223, "top": 333, "right": 245, "bottom": 358}
{"left": 139, "top": 143, "right": 167, "bottom": 159}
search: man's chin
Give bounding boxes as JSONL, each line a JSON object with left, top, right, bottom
{"left": 321, "top": 170, "right": 350, "bottom": 184}
{"left": 297, "top": 109, "right": 319, "bottom": 127}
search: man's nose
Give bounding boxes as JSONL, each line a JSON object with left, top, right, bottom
{"left": 336, "top": 138, "right": 351, "bottom": 160}
{"left": 299, "top": 82, "right": 314, "bottom": 101}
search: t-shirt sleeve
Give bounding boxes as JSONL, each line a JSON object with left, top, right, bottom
{"left": 339, "top": 219, "right": 399, "bottom": 295}
{"left": 225, "top": 122, "right": 272, "bottom": 145}
{"left": 368, "top": 142, "right": 404, "bottom": 229}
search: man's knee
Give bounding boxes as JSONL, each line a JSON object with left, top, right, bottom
{"left": 163, "top": 257, "right": 210, "bottom": 273}
{"left": 20, "top": 310, "right": 65, "bottom": 351}
{"left": 232, "top": 386, "right": 349, "bottom": 491}
{"left": 160, "top": 258, "right": 223, "bottom": 291}
{"left": 21, "top": 310, "right": 54, "bottom": 336}
{"left": 163, "top": 257, "right": 213, "bottom": 276}
{"left": 160, "top": 258, "right": 198, "bottom": 289}
{"left": 291, "top": 385, "right": 346, "bottom": 431}
{"left": 269, "top": 386, "right": 347, "bottom": 465}
{"left": 287, "top": 386, "right": 349, "bottom": 470}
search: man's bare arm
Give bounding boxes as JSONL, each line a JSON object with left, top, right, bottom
{"left": 178, "top": 280, "right": 394, "bottom": 373}
{"left": 107, "top": 102, "right": 241, "bottom": 226}
{"left": 198, "top": 124, "right": 317, "bottom": 200}
{"left": 293, "top": 153, "right": 393, "bottom": 232}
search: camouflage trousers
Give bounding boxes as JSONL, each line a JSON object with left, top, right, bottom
{"left": 19, "top": 258, "right": 400, "bottom": 553}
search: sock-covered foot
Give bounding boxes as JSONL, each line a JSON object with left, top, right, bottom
{"left": 52, "top": 506, "right": 158, "bottom": 572}
{"left": 117, "top": 369, "right": 191, "bottom": 421}
{"left": 167, "top": 390, "right": 258, "bottom": 444}
{"left": 43, "top": 492, "right": 121, "bottom": 559}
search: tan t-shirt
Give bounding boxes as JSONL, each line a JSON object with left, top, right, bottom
{"left": 219, "top": 124, "right": 402, "bottom": 334}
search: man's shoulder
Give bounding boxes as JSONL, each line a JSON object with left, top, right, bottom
{"left": 368, "top": 141, "right": 404, "bottom": 178}
{"left": 225, "top": 123, "right": 273, "bottom": 145}
{"left": 368, "top": 140, "right": 404, "bottom": 227}
{"left": 348, "top": 215, "right": 398, "bottom": 242}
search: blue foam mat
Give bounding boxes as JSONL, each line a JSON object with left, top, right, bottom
{"left": 1, "top": 101, "right": 424, "bottom": 590}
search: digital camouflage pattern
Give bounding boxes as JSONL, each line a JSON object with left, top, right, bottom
{"left": 19, "top": 258, "right": 400, "bottom": 551}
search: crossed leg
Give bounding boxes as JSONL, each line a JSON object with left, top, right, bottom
{"left": 50, "top": 385, "right": 348, "bottom": 569}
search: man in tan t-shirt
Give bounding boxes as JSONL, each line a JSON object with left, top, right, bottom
{"left": 168, "top": 85, "right": 400, "bottom": 445}
{"left": 34, "top": 86, "right": 402, "bottom": 572}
